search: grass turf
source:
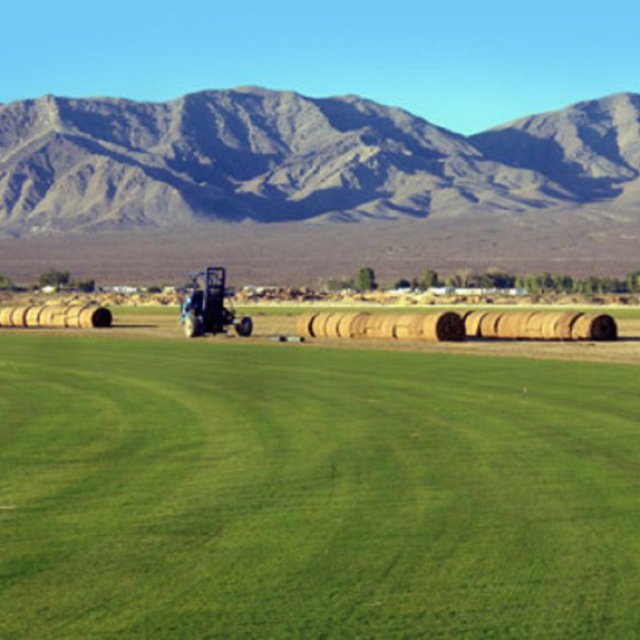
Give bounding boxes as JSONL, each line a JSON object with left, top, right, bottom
{"left": 1, "top": 335, "right": 639, "bottom": 637}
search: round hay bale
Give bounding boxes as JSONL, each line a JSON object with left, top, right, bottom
{"left": 309, "top": 312, "right": 329, "bottom": 338}
{"left": 541, "top": 312, "right": 564, "bottom": 340}
{"left": 555, "top": 312, "right": 583, "bottom": 340}
{"left": 41, "top": 305, "right": 69, "bottom": 328}
{"left": 478, "top": 312, "right": 504, "bottom": 338}
{"left": 464, "top": 311, "right": 488, "bottom": 338}
{"left": 497, "top": 313, "right": 526, "bottom": 339}
{"left": 78, "top": 306, "right": 113, "bottom": 329}
{"left": 297, "top": 312, "right": 320, "bottom": 337}
{"left": 395, "top": 314, "right": 423, "bottom": 340}
{"left": 337, "top": 313, "right": 364, "bottom": 338}
{"left": 379, "top": 314, "right": 401, "bottom": 339}
{"left": 10, "top": 306, "right": 31, "bottom": 327}
{"left": 364, "top": 314, "right": 388, "bottom": 339}
{"left": 25, "top": 306, "right": 46, "bottom": 328}
{"left": 571, "top": 314, "right": 617, "bottom": 341}
{"left": 421, "top": 312, "right": 465, "bottom": 342}
{"left": 524, "top": 312, "right": 546, "bottom": 340}
{"left": 324, "top": 313, "right": 344, "bottom": 338}
{"left": 349, "top": 313, "right": 370, "bottom": 339}
{"left": 66, "top": 305, "right": 92, "bottom": 329}
{"left": 0, "top": 306, "right": 16, "bottom": 327}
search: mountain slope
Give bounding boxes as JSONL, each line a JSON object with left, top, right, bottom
{"left": 1, "top": 88, "right": 639, "bottom": 234}
{"left": 471, "top": 92, "right": 640, "bottom": 206}
{"left": 0, "top": 88, "right": 566, "bottom": 233}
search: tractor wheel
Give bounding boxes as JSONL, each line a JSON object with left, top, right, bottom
{"left": 235, "top": 316, "right": 253, "bottom": 337}
{"left": 184, "top": 315, "right": 204, "bottom": 338}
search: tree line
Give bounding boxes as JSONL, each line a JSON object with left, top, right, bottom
{"left": 327, "top": 267, "right": 640, "bottom": 294}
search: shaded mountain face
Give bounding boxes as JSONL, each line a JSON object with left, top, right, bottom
{"left": 471, "top": 93, "right": 640, "bottom": 204}
{"left": 0, "top": 88, "right": 639, "bottom": 234}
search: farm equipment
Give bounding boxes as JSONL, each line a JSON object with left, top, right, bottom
{"left": 180, "top": 266, "right": 252, "bottom": 338}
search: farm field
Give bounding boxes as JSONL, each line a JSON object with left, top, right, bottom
{"left": 1, "top": 334, "right": 640, "bottom": 637}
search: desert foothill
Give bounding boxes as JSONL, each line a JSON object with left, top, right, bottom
{"left": 2, "top": 2, "right": 640, "bottom": 637}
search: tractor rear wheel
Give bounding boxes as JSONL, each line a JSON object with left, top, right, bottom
{"left": 235, "top": 316, "right": 253, "bottom": 337}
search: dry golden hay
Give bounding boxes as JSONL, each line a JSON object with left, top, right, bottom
{"left": 65, "top": 305, "right": 93, "bottom": 329}
{"left": 496, "top": 313, "right": 528, "bottom": 339}
{"left": 296, "top": 312, "right": 318, "bottom": 338}
{"left": 0, "top": 306, "right": 16, "bottom": 327}
{"left": 364, "top": 314, "right": 389, "bottom": 339}
{"left": 10, "top": 306, "right": 32, "bottom": 327}
{"left": 555, "top": 312, "right": 583, "bottom": 340}
{"left": 571, "top": 314, "right": 617, "bottom": 341}
{"left": 78, "top": 306, "right": 112, "bottom": 329}
{"left": 348, "top": 313, "right": 371, "bottom": 338}
{"left": 311, "top": 312, "right": 336, "bottom": 338}
{"left": 420, "top": 312, "right": 465, "bottom": 342}
{"left": 523, "top": 312, "right": 546, "bottom": 340}
{"left": 395, "top": 314, "right": 424, "bottom": 340}
{"left": 379, "top": 314, "right": 401, "bottom": 339}
{"left": 337, "top": 312, "right": 365, "bottom": 338}
{"left": 464, "top": 311, "right": 488, "bottom": 337}
{"left": 541, "top": 312, "right": 564, "bottom": 340}
{"left": 25, "top": 306, "right": 46, "bottom": 328}
{"left": 39, "top": 305, "right": 69, "bottom": 328}
{"left": 478, "top": 312, "right": 504, "bottom": 338}
{"left": 324, "top": 313, "right": 344, "bottom": 338}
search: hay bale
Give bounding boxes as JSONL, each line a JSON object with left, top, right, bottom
{"left": 420, "top": 312, "right": 465, "bottom": 342}
{"left": 66, "top": 305, "right": 92, "bottom": 329}
{"left": 39, "top": 305, "right": 69, "bottom": 328}
{"left": 0, "top": 307, "right": 16, "bottom": 327}
{"left": 478, "top": 312, "right": 504, "bottom": 338}
{"left": 541, "top": 312, "right": 563, "bottom": 340}
{"left": 349, "top": 313, "right": 370, "bottom": 338}
{"left": 25, "top": 306, "right": 46, "bottom": 328}
{"left": 395, "top": 314, "right": 423, "bottom": 340}
{"left": 379, "top": 314, "right": 401, "bottom": 339}
{"left": 337, "top": 313, "right": 364, "bottom": 338}
{"left": 524, "top": 312, "right": 546, "bottom": 340}
{"left": 324, "top": 313, "right": 344, "bottom": 338}
{"left": 10, "top": 306, "right": 31, "bottom": 327}
{"left": 311, "top": 312, "right": 335, "bottom": 338}
{"left": 554, "top": 312, "right": 583, "bottom": 340}
{"left": 571, "top": 314, "right": 617, "bottom": 341}
{"left": 497, "top": 313, "right": 529, "bottom": 339}
{"left": 464, "top": 311, "right": 487, "bottom": 338}
{"left": 296, "top": 312, "right": 317, "bottom": 338}
{"left": 364, "top": 314, "right": 388, "bottom": 339}
{"left": 78, "top": 306, "right": 112, "bottom": 329}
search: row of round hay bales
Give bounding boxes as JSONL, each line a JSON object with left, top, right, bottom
{"left": 0, "top": 304, "right": 112, "bottom": 329}
{"left": 461, "top": 310, "right": 617, "bottom": 341}
{"left": 296, "top": 311, "right": 465, "bottom": 341}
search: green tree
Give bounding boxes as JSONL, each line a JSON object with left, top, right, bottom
{"left": 0, "top": 273, "right": 14, "bottom": 290}
{"left": 422, "top": 269, "right": 439, "bottom": 289}
{"left": 355, "top": 267, "right": 377, "bottom": 291}
{"left": 39, "top": 269, "right": 70, "bottom": 289}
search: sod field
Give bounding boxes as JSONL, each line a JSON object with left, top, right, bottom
{"left": 1, "top": 335, "right": 640, "bottom": 637}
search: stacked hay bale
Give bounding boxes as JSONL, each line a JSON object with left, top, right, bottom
{"left": 462, "top": 310, "right": 617, "bottom": 341}
{"left": 296, "top": 311, "right": 465, "bottom": 342}
{"left": 0, "top": 304, "right": 112, "bottom": 329}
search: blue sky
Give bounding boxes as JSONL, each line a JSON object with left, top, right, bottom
{"left": 3, "top": 0, "right": 640, "bottom": 134}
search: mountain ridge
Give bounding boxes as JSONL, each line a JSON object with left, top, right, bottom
{"left": 1, "top": 87, "right": 639, "bottom": 235}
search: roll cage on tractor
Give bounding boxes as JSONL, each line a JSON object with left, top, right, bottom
{"left": 180, "top": 266, "right": 252, "bottom": 338}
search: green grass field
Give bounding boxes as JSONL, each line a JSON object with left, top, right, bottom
{"left": 1, "top": 335, "right": 640, "bottom": 637}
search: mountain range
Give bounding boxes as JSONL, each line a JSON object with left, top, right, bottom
{"left": 1, "top": 87, "right": 640, "bottom": 235}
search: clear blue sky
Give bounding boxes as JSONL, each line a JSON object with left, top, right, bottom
{"left": 3, "top": 0, "right": 640, "bottom": 134}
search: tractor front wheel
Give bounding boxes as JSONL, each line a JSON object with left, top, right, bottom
{"left": 235, "top": 316, "right": 253, "bottom": 337}
{"left": 184, "top": 315, "right": 204, "bottom": 338}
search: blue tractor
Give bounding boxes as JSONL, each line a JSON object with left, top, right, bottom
{"left": 180, "top": 266, "right": 252, "bottom": 338}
